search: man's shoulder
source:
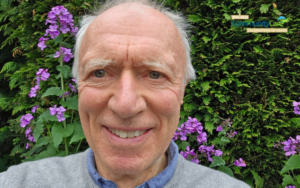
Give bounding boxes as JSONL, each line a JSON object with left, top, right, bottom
{"left": 0, "top": 149, "right": 95, "bottom": 188}
{"left": 165, "top": 155, "right": 251, "bottom": 188}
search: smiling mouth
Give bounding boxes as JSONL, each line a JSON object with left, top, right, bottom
{"left": 105, "top": 127, "right": 150, "bottom": 138}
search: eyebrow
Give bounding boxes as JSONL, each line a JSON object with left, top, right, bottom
{"left": 82, "top": 58, "right": 174, "bottom": 77}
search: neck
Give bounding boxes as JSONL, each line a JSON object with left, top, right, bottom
{"left": 96, "top": 153, "right": 168, "bottom": 188}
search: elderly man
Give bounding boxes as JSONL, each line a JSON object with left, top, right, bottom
{"left": 0, "top": 0, "right": 250, "bottom": 187}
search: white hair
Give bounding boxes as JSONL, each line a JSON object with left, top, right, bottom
{"left": 72, "top": 0, "right": 196, "bottom": 90}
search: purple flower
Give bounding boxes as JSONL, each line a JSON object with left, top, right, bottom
{"left": 191, "top": 156, "right": 199, "bottom": 164}
{"left": 69, "top": 83, "right": 77, "bottom": 92}
{"left": 56, "top": 106, "right": 66, "bottom": 115}
{"left": 37, "top": 37, "right": 49, "bottom": 51}
{"left": 36, "top": 68, "right": 44, "bottom": 76}
{"left": 29, "top": 85, "right": 40, "bottom": 98}
{"left": 25, "top": 127, "right": 32, "bottom": 137}
{"left": 56, "top": 113, "right": 65, "bottom": 122}
{"left": 214, "top": 149, "right": 223, "bottom": 156}
{"left": 20, "top": 114, "right": 34, "bottom": 128}
{"left": 293, "top": 101, "right": 300, "bottom": 107}
{"left": 294, "top": 106, "right": 300, "bottom": 115}
{"left": 285, "top": 185, "right": 296, "bottom": 188}
{"left": 27, "top": 134, "right": 35, "bottom": 142}
{"left": 60, "top": 24, "right": 70, "bottom": 34}
{"left": 49, "top": 105, "right": 58, "bottom": 115}
{"left": 41, "top": 69, "right": 50, "bottom": 81}
{"left": 72, "top": 78, "right": 77, "bottom": 84}
{"left": 31, "top": 105, "right": 39, "bottom": 113}
{"left": 54, "top": 47, "right": 74, "bottom": 62}
{"left": 25, "top": 143, "right": 29, "bottom": 149}
{"left": 234, "top": 158, "right": 246, "bottom": 167}
{"left": 47, "top": 25, "right": 60, "bottom": 39}
{"left": 59, "top": 91, "right": 70, "bottom": 98}
{"left": 197, "top": 132, "right": 207, "bottom": 144}
{"left": 216, "top": 126, "right": 223, "bottom": 132}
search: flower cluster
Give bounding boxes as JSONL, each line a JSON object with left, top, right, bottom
{"left": 173, "top": 117, "right": 207, "bottom": 145}
{"left": 69, "top": 79, "right": 77, "bottom": 92}
{"left": 293, "top": 99, "right": 300, "bottom": 115}
{"left": 233, "top": 158, "right": 246, "bottom": 167}
{"left": 50, "top": 105, "right": 66, "bottom": 122}
{"left": 285, "top": 186, "right": 296, "bottom": 188}
{"left": 180, "top": 146, "right": 199, "bottom": 164}
{"left": 216, "top": 118, "right": 237, "bottom": 138}
{"left": 59, "top": 91, "right": 70, "bottom": 98}
{"left": 45, "top": 5, "right": 78, "bottom": 38}
{"left": 29, "top": 69, "right": 50, "bottom": 98}
{"left": 198, "top": 145, "right": 223, "bottom": 161}
{"left": 25, "top": 127, "right": 35, "bottom": 143}
{"left": 20, "top": 105, "right": 40, "bottom": 149}
{"left": 20, "top": 114, "right": 34, "bottom": 128}
{"left": 31, "top": 105, "right": 39, "bottom": 113}
{"left": 37, "top": 37, "right": 49, "bottom": 51}
{"left": 274, "top": 136, "right": 300, "bottom": 156}
{"left": 54, "top": 47, "right": 74, "bottom": 62}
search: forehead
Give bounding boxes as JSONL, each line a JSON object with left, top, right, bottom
{"left": 79, "top": 3, "right": 185, "bottom": 69}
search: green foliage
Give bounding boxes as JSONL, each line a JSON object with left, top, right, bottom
{"left": 0, "top": 0, "right": 299, "bottom": 187}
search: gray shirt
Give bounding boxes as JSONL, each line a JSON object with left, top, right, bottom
{"left": 0, "top": 148, "right": 250, "bottom": 187}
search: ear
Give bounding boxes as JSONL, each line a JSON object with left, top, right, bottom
{"left": 180, "top": 79, "right": 189, "bottom": 105}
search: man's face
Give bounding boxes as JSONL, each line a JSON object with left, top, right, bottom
{"left": 78, "top": 4, "right": 186, "bottom": 175}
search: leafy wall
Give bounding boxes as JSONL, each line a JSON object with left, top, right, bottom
{"left": 0, "top": 0, "right": 300, "bottom": 187}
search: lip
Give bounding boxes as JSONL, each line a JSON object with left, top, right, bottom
{"left": 104, "top": 125, "right": 151, "bottom": 132}
{"left": 104, "top": 126, "right": 152, "bottom": 145}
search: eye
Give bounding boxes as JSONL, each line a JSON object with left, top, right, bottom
{"left": 94, "top": 69, "right": 106, "bottom": 78}
{"left": 149, "top": 71, "right": 161, "bottom": 79}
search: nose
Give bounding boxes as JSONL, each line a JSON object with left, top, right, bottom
{"left": 108, "top": 71, "right": 146, "bottom": 119}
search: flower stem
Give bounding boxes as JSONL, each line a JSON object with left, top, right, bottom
{"left": 60, "top": 55, "right": 69, "bottom": 156}
{"left": 76, "top": 139, "right": 83, "bottom": 153}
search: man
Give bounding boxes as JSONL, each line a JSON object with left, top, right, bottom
{"left": 0, "top": 0, "right": 250, "bottom": 187}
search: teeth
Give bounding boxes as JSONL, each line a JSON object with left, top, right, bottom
{"left": 134, "top": 130, "right": 141, "bottom": 137}
{"left": 119, "top": 130, "right": 127, "bottom": 138}
{"left": 127, "top": 131, "right": 135, "bottom": 138}
{"left": 109, "top": 128, "right": 146, "bottom": 138}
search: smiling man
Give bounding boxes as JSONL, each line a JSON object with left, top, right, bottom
{"left": 0, "top": 0, "right": 250, "bottom": 187}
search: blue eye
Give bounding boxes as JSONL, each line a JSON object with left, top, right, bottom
{"left": 149, "top": 71, "right": 161, "bottom": 79}
{"left": 94, "top": 69, "right": 106, "bottom": 78}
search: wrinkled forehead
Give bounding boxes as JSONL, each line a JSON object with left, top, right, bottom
{"left": 78, "top": 3, "right": 186, "bottom": 70}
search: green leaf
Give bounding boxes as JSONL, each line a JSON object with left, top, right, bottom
{"left": 188, "top": 15, "right": 201, "bottom": 23}
{"left": 202, "top": 96, "right": 211, "bottom": 105}
{"left": 232, "top": 0, "right": 240, "bottom": 3}
{"left": 223, "top": 13, "right": 231, "bottom": 20}
{"left": 251, "top": 170, "right": 264, "bottom": 188}
{"left": 205, "top": 121, "right": 214, "bottom": 134}
{"left": 178, "top": 141, "right": 189, "bottom": 151}
{"left": 260, "top": 4, "right": 270, "bottom": 14}
{"left": 0, "top": 61, "right": 15, "bottom": 73}
{"left": 35, "top": 144, "right": 57, "bottom": 160}
{"left": 60, "top": 96, "right": 78, "bottom": 110}
{"left": 52, "top": 122, "right": 64, "bottom": 148}
{"left": 69, "top": 121, "right": 85, "bottom": 144}
{"left": 221, "top": 136, "right": 230, "bottom": 144}
{"left": 56, "top": 65, "right": 71, "bottom": 79}
{"left": 202, "top": 36, "right": 211, "bottom": 43}
{"left": 46, "top": 53, "right": 55, "bottom": 58}
{"left": 217, "top": 55, "right": 232, "bottom": 64}
{"left": 62, "top": 42, "right": 73, "bottom": 48}
{"left": 54, "top": 34, "right": 63, "bottom": 45}
{"left": 282, "top": 175, "right": 295, "bottom": 187}
{"left": 38, "top": 110, "right": 57, "bottom": 122}
{"left": 209, "top": 156, "right": 225, "bottom": 167}
{"left": 34, "top": 136, "right": 50, "bottom": 148}
{"left": 64, "top": 123, "right": 75, "bottom": 137}
{"left": 41, "top": 87, "right": 65, "bottom": 98}
{"left": 201, "top": 81, "right": 210, "bottom": 91}
{"left": 280, "top": 155, "right": 300, "bottom": 174}
{"left": 218, "top": 166, "right": 234, "bottom": 177}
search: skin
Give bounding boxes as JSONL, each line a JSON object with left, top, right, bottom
{"left": 78, "top": 3, "right": 187, "bottom": 188}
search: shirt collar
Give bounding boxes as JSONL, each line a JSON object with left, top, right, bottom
{"left": 87, "top": 140, "right": 178, "bottom": 188}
